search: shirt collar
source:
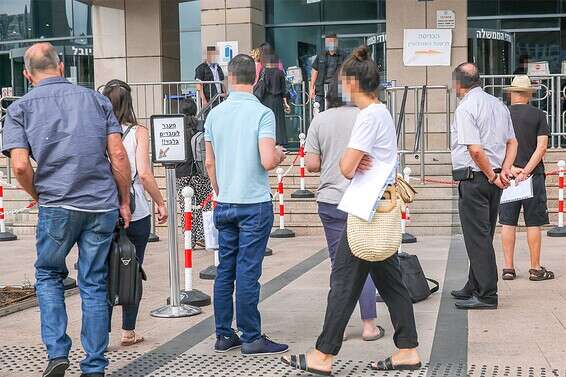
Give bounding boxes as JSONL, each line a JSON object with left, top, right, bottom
{"left": 464, "top": 86, "right": 483, "bottom": 99}
{"left": 36, "top": 76, "right": 70, "bottom": 87}
{"left": 228, "top": 91, "right": 258, "bottom": 101}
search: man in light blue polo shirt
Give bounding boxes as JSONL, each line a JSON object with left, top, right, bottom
{"left": 204, "top": 54, "right": 287, "bottom": 356}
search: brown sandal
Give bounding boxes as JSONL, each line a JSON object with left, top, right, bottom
{"left": 502, "top": 269, "right": 516, "bottom": 280}
{"left": 121, "top": 331, "right": 145, "bottom": 346}
{"left": 529, "top": 267, "right": 554, "bottom": 281}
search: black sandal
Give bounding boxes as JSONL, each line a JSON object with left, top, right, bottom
{"left": 502, "top": 269, "right": 516, "bottom": 280}
{"left": 529, "top": 267, "right": 554, "bottom": 281}
{"left": 369, "top": 356, "right": 422, "bottom": 371}
{"left": 281, "top": 354, "right": 332, "bottom": 376}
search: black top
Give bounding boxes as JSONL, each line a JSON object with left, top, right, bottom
{"left": 262, "top": 68, "right": 289, "bottom": 98}
{"left": 195, "top": 62, "right": 224, "bottom": 101}
{"left": 508, "top": 104, "right": 549, "bottom": 174}
{"left": 311, "top": 50, "right": 346, "bottom": 95}
{"left": 175, "top": 115, "right": 199, "bottom": 178}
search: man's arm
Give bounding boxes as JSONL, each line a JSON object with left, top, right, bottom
{"left": 107, "top": 133, "right": 132, "bottom": 226}
{"left": 517, "top": 135, "right": 547, "bottom": 182}
{"left": 501, "top": 137, "right": 518, "bottom": 184}
{"left": 309, "top": 69, "right": 318, "bottom": 100}
{"left": 467, "top": 145, "right": 505, "bottom": 188}
{"left": 10, "top": 148, "right": 38, "bottom": 201}
{"left": 305, "top": 153, "right": 321, "bottom": 173}
{"left": 259, "top": 138, "right": 285, "bottom": 171}
{"left": 205, "top": 141, "right": 219, "bottom": 195}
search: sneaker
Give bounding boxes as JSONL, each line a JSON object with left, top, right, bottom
{"left": 43, "top": 358, "right": 70, "bottom": 377}
{"left": 214, "top": 330, "right": 242, "bottom": 353}
{"left": 241, "top": 335, "right": 289, "bottom": 356}
{"left": 80, "top": 374, "right": 104, "bottom": 377}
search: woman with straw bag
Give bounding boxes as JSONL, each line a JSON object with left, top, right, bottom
{"left": 281, "top": 46, "right": 421, "bottom": 375}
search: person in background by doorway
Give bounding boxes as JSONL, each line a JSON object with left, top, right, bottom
{"left": 309, "top": 33, "right": 346, "bottom": 111}
{"left": 514, "top": 54, "right": 529, "bottom": 75}
{"left": 499, "top": 75, "right": 554, "bottom": 282}
{"left": 195, "top": 46, "right": 226, "bottom": 112}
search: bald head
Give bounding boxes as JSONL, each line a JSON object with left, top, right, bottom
{"left": 24, "top": 43, "right": 61, "bottom": 74}
{"left": 453, "top": 62, "right": 480, "bottom": 90}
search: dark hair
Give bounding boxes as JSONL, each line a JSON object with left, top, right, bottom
{"left": 179, "top": 97, "right": 197, "bottom": 117}
{"left": 102, "top": 79, "right": 137, "bottom": 125}
{"left": 452, "top": 62, "right": 481, "bottom": 89}
{"left": 326, "top": 82, "right": 344, "bottom": 109}
{"left": 206, "top": 46, "right": 216, "bottom": 52}
{"left": 325, "top": 33, "right": 337, "bottom": 39}
{"left": 340, "top": 46, "right": 380, "bottom": 96}
{"left": 227, "top": 54, "right": 256, "bottom": 85}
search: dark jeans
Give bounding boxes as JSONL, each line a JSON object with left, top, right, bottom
{"left": 317, "top": 202, "right": 377, "bottom": 320}
{"left": 458, "top": 173, "right": 502, "bottom": 304}
{"left": 213, "top": 201, "right": 274, "bottom": 343}
{"left": 35, "top": 207, "right": 118, "bottom": 374}
{"left": 109, "top": 215, "right": 150, "bottom": 331}
{"left": 316, "top": 230, "right": 418, "bottom": 355}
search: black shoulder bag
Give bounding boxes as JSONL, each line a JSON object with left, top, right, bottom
{"left": 253, "top": 69, "right": 267, "bottom": 100}
{"left": 398, "top": 252, "right": 439, "bottom": 303}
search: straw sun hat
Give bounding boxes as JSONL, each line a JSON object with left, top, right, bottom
{"left": 504, "top": 75, "right": 536, "bottom": 93}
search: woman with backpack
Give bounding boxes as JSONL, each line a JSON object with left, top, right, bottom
{"left": 102, "top": 79, "right": 168, "bottom": 346}
{"left": 175, "top": 98, "right": 213, "bottom": 247}
{"left": 281, "top": 47, "right": 421, "bottom": 375}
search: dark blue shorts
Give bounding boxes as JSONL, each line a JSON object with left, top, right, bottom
{"left": 499, "top": 174, "right": 549, "bottom": 227}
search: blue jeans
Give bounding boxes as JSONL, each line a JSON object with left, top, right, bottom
{"left": 35, "top": 207, "right": 118, "bottom": 374}
{"left": 318, "top": 202, "right": 377, "bottom": 320}
{"left": 213, "top": 201, "right": 274, "bottom": 343}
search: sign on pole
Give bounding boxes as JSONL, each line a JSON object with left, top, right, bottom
{"left": 403, "top": 29, "right": 452, "bottom": 66}
{"left": 150, "top": 114, "right": 187, "bottom": 165}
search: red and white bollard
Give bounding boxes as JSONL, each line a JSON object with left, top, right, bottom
{"left": 292, "top": 133, "right": 315, "bottom": 199}
{"left": 271, "top": 167, "right": 295, "bottom": 238}
{"left": 548, "top": 160, "right": 566, "bottom": 237}
{"left": 179, "top": 187, "right": 211, "bottom": 306}
{"left": 0, "top": 172, "right": 17, "bottom": 242}
{"left": 401, "top": 167, "right": 417, "bottom": 244}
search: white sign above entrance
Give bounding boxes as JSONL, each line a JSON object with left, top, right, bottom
{"left": 436, "top": 10, "right": 455, "bottom": 29}
{"left": 403, "top": 29, "right": 452, "bottom": 67}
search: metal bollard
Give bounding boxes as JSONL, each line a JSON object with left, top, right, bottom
{"left": 291, "top": 133, "right": 315, "bottom": 199}
{"left": 271, "top": 168, "right": 295, "bottom": 238}
{"left": 150, "top": 168, "right": 201, "bottom": 318}
{"left": 0, "top": 172, "right": 17, "bottom": 241}
{"left": 401, "top": 167, "right": 417, "bottom": 244}
{"left": 548, "top": 160, "right": 566, "bottom": 237}
{"left": 179, "top": 187, "right": 211, "bottom": 306}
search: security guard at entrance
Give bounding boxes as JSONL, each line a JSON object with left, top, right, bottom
{"left": 450, "top": 62, "right": 518, "bottom": 310}
{"left": 309, "top": 33, "right": 346, "bottom": 111}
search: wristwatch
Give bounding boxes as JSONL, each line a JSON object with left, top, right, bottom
{"left": 488, "top": 173, "right": 499, "bottom": 184}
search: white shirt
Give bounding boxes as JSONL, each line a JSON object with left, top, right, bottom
{"left": 121, "top": 124, "right": 151, "bottom": 222}
{"left": 208, "top": 63, "right": 222, "bottom": 94}
{"left": 348, "top": 103, "right": 397, "bottom": 184}
{"left": 451, "top": 87, "right": 516, "bottom": 170}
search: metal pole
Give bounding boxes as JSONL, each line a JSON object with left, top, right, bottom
{"left": 150, "top": 168, "right": 201, "bottom": 318}
{"left": 301, "top": 81, "right": 307, "bottom": 134}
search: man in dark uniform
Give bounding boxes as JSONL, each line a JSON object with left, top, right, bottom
{"left": 195, "top": 46, "right": 226, "bottom": 111}
{"left": 309, "top": 34, "right": 346, "bottom": 111}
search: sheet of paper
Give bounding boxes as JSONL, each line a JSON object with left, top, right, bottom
{"left": 337, "top": 160, "right": 396, "bottom": 222}
{"left": 500, "top": 176, "right": 534, "bottom": 204}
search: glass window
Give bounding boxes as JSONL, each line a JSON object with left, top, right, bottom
{"left": 322, "top": 0, "right": 382, "bottom": 22}
{"left": 179, "top": 0, "right": 202, "bottom": 81}
{"left": 266, "top": 0, "right": 384, "bottom": 25}
{"left": 30, "top": 0, "right": 72, "bottom": 39}
{"left": 0, "top": 0, "right": 32, "bottom": 43}
{"left": 469, "top": 0, "right": 560, "bottom": 17}
{"left": 266, "top": 0, "right": 322, "bottom": 25}
{"left": 515, "top": 31, "right": 561, "bottom": 73}
{"left": 72, "top": 0, "right": 91, "bottom": 37}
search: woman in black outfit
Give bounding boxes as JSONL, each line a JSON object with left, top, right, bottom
{"left": 255, "top": 50, "right": 291, "bottom": 146}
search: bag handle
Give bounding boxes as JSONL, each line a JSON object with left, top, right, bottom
{"left": 376, "top": 186, "right": 397, "bottom": 213}
{"left": 426, "top": 278, "right": 439, "bottom": 294}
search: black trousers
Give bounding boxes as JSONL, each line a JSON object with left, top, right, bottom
{"left": 458, "top": 173, "right": 502, "bottom": 304}
{"left": 315, "top": 230, "right": 419, "bottom": 355}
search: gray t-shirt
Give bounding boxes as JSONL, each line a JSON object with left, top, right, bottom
{"left": 305, "top": 106, "right": 359, "bottom": 205}
{"left": 451, "top": 87, "right": 516, "bottom": 170}
{"left": 1, "top": 77, "right": 122, "bottom": 211}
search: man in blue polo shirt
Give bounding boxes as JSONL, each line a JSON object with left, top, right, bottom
{"left": 204, "top": 54, "right": 287, "bottom": 355}
{"left": 1, "top": 43, "right": 132, "bottom": 377}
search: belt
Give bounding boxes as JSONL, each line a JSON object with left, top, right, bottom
{"left": 474, "top": 168, "right": 501, "bottom": 177}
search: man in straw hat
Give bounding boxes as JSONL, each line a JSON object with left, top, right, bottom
{"left": 499, "top": 75, "right": 554, "bottom": 282}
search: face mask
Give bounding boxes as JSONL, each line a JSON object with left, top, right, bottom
{"left": 340, "top": 86, "right": 351, "bottom": 104}
{"left": 325, "top": 42, "right": 337, "bottom": 52}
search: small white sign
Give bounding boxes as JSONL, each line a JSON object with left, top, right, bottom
{"left": 1, "top": 87, "right": 13, "bottom": 98}
{"left": 216, "top": 41, "right": 239, "bottom": 65}
{"left": 150, "top": 115, "right": 187, "bottom": 165}
{"left": 528, "top": 61, "right": 550, "bottom": 76}
{"left": 403, "top": 29, "right": 452, "bottom": 66}
{"left": 437, "top": 10, "right": 456, "bottom": 29}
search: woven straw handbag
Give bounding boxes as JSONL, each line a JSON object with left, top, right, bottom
{"left": 346, "top": 186, "right": 402, "bottom": 262}
{"left": 396, "top": 174, "right": 417, "bottom": 204}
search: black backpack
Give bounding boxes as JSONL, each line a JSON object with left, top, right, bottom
{"left": 108, "top": 223, "right": 146, "bottom": 306}
{"left": 398, "top": 252, "right": 439, "bottom": 303}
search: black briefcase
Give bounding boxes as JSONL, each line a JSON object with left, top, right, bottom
{"left": 398, "top": 252, "right": 439, "bottom": 303}
{"left": 108, "top": 222, "right": 146, "bottom": 306}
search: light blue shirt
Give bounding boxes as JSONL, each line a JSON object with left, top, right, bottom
{"left": 204, "top": 91, "right": 276, "bottom": 204}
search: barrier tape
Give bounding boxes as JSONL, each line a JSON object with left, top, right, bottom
{"left": 0, "top": 200, "right": 37, "bottom": 217}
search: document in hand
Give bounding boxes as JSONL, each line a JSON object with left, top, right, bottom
{"left": 500, "top": 176, "right": 534, "bottom": 204}
{"left": 337, "top": 160, "right": 397, "bottom": 222}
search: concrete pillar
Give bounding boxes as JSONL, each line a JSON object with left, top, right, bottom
{"left": 92, "top": 0, "right": 180, "bottom": 89}
{"left": 200, "top": 0, "right": 265, "bottom": 59}
{"left": 386, "top": 0, "right": 467, "bottom": 151}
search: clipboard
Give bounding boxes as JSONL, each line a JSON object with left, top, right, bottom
{"left": 500, "top": 176, "right": 534, "bottom": 204}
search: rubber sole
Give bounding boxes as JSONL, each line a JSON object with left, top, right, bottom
{"left": 214, "top": 345, "right": 242, "bottom": 353}
{"left": 241, "top": 348, "right": 289, "bottom": 356}
{"left": 43, "top": 362, "right": 69, "bottom": 377}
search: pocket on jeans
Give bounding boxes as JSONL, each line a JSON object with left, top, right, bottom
{"left": 44, "top": 208, "right": 71, "bottom": 245}
{"left": 93, "top": 210, "right": 118, "bottom": 242}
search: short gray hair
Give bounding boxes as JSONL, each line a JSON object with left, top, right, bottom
{"left": 24, "top": 43, "right": 61, "bottom": 74}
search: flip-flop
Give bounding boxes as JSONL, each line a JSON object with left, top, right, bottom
{"left": 369, "top": 356, "right": 422, "bottom": 371}
{"left": 281, "top": 354, "right": 332, "bottom": 376}
{"left": 362, "top": 325, "right": 385, "bottom": 341}
{"left": 121, "top": 332, "right": 145, "bottom": 346}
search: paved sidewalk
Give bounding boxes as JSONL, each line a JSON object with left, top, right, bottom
{"left": 1, "top": 231, "right": 566, "bottom": 376}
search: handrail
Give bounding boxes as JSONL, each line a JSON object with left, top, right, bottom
{"left": 414, "top": 85, "right": 427, "bottom": 158}
{"left": 196, "top": 92, "right": 223, "bottom": 119}
{"left": 396, "top": 86, "right": 408, "bottom": 140}
{"left": 129, "top": 80, "right": 224, "bottom": 86}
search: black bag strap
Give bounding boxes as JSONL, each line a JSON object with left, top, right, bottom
{"left": 426, "top": 278, "right": 440, "bottom": 294}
